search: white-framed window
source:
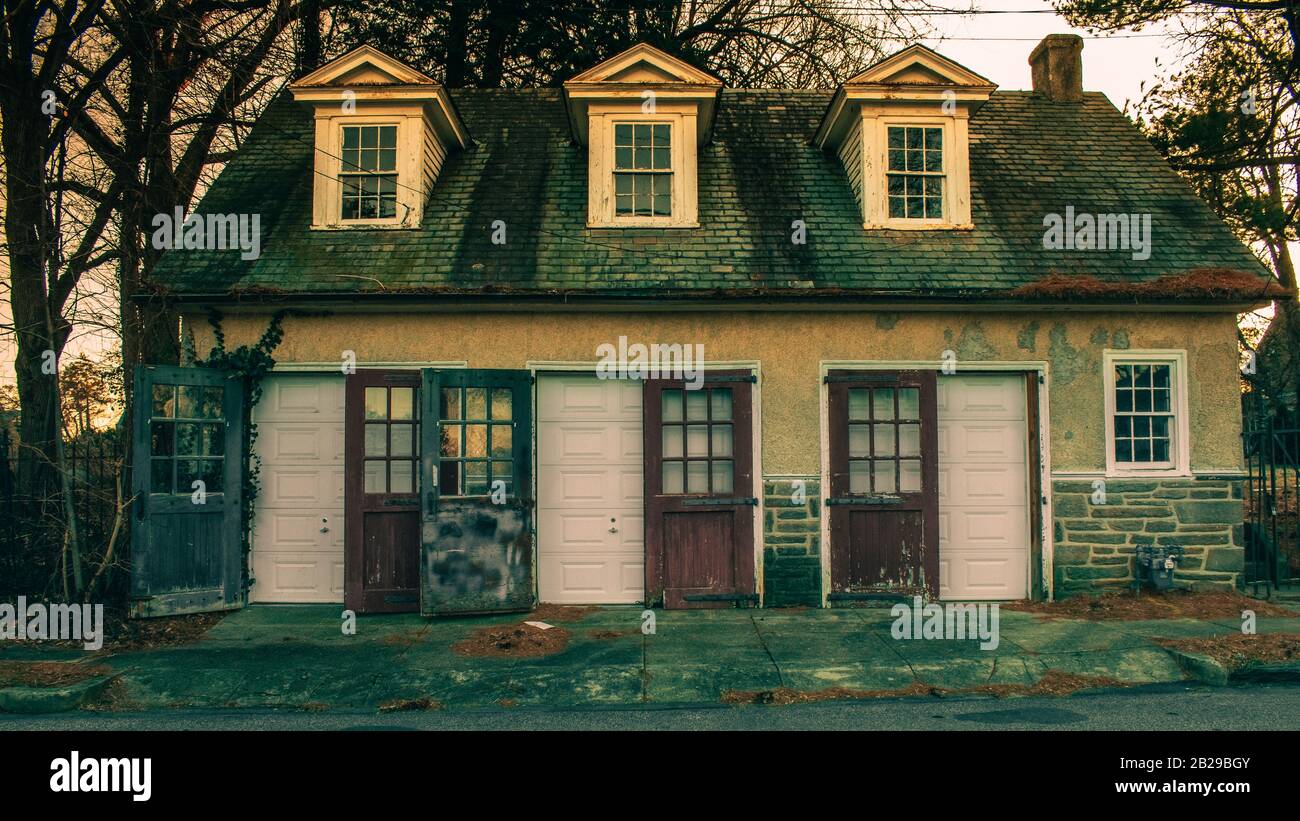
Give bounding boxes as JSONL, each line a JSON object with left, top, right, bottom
{"left": 1103, "top": 350, "right": 1190, "bottom": 476}
{"left": 340, "top": 124, "right": 399, "bottom": 221}
{"left": 886, "top": 124, "right": 944, "bottom": 220}
{"left": 613, "top": 123, "right": 672, "bottom": 217}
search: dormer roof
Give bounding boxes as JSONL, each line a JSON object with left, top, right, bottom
{"left": 562, "top": 42, "right": 723, "bottom": 145}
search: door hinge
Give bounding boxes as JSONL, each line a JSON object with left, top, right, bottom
{"left": 681, "top": 496, "right": 758, "bottom": 506}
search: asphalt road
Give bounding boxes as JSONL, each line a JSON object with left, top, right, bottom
{"left": 4, "top": 682, "right": 1300, "bottom": 731}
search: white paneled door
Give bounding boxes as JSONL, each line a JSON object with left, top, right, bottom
{"left": 937, "top": 374, "right": 1031, "bottom": 600}
{"left": 537, "top": 375, "right": 644, "bottom": 603}
{"left": 250, "top": 374, "right": 346, "bottom": 602}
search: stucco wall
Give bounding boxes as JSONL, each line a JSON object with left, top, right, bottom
{"left": 186, "top": 308, "right": 1245, "bottom": 474}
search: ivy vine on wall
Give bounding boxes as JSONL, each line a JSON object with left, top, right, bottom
{"left": 183, "top": 308, "right": 288, "bottom": 596}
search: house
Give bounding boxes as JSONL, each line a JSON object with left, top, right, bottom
{"left": 133, "top": 36, "right": 1284, "bottom": 618}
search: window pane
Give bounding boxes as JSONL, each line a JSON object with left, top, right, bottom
{"left": 686, "top": 461, "right": 708, "bottom": 494}
{"left": 710, "top": 389, "right": 732, "bottom": 421}
{"left": 615, "top": 124, "right": 632, "bottom": 144}
{"left": 1153, "top": 439, "right": 1169, "bottom": 461}
{"left": 465, "top": 424, "right": 487, "bottom": 457}
{"left": 1115, "top": 416, "right": 1131, "bottom": 437}
{"left": 364, "top": 460, "right": 386, "bottom": 493}
{"left": 365, "top": 423, "right": 387, "bottom": 457}
{"left": 662, "top": 461, "right": 684, "bottom": 494}
{"left": 888, "top": 127, "right": 904, "bottom": 149}
{"left": 1115, "top": 365, "right": 1132, "bottom": 387}
{"left": 711, "top": 425, "right": 733, "bottom": 458}
{"left": 848, "top": 389, "right": 870, "bottom": 421}
{"left": 200, "top": 459, "right": 224, "bottom": 494}
{"left": 873, "top": 460, "right": 897, "bottom": 494}
{"left": 898, "top": 424, "right": 920, "bottom": 457}
{"left": 662, "top": 425, "right": 683, "bottom": 458}
{"left": 849, "top": 424, "right": 870, "bottom": 458}
{"left": 193, "top": 387, "right": 223, "bottom": 419}
{"left": 849, "top": 461, "right": 870, "bottom": 494}
{"left": 874, "top": 424, "right": 896, "bottom": 456}
{"left": 898, "top": 388, "right": 920, "bottom": 420}
{"left": 1134, "top": 416, "right": 1150, "bottom": 437}
{"left": 343, "top": 127, "right": 359, "bottom": 149}
{"left": 201, "top": 423, "right": 224, "bottom": 456}
{"left": 150, "top": 422, "right": 174, "bottom": 456}
{"left": 465, "top": 461, "right": 489, "bottom": 495}
{"left": 900, "top": 460, "right": 921, "bottom": 492}
{"left": 615, "top": 148, "right": 632, "bottom": 169}
{"left": 177, "top": 460, "right": 200, "bottom": 493}
{"left": 1135, "top": 390, "right": 1152, "bottom": 412}
{"left": 711, "top": 461, "right": 733, "bottom": 494}
{"left": 379, "top": 125, "right": 396, "bottom": 147}
{"left": 1134, "top": 439, "right": 1151, "bottom": 461}
{"left": 686, "top": 425, "right": 709, "bottom": 457}
{"left": 440, "top": 424, "right": 461, "bottom": 457}
{"left": 1153, "top": 365, "right": 1170, "bottom": 388}
{"left": 1153, "top": 388, "right": 1170, "bottom": 412}
{"left": 874, "top": 389, "right": 895, "bottom": 420}
{"left": 1134, "top": 365, "right": 1152, "bottom": 387}
{"left": 1115, "top": 439, "right": 1132, "bottom": 462}
{"left": 492, "top": 460, "right": 512, "bottom": 480}
{"left": 653, "top": 124, "right": 669, "bottom": 145}
{"left": 365, "top": 387, "right": 387, "bottom": 420}
{"left": 391, "top": 424, "right": 414, "bottom": 457}
{"left": 466, "top": 388, "right": 487, "bottom": 419}
{"left": 491, "top": 388, "right": 512, "bottom": 421}
{"left": 686, "top": 391, "right": 708, "bottom": 420}
{"left": 176, "top": 423, "right": 199, "bottom": 456}
{"left": 152, "top": 384, "right": 175, "bottom": 418}
{"left": 151, "top": 459, "right": 172, "bottom": 493}
{"left": 390, "top": 461, "right": 413, "bottom": 494}
{"left": 491, "top": 424, "right": 512, "bottom": 458}
{"left": 441, "top": 387, "right": 461, "bottom": 420}
{"left": 439, "top": 461, "right": 460, "bottom": 495}
{"left": 662, "top": 390, "right": 683, "bottom": 422}
{"left": 390, "top": 387, "right": 414, "bottom": 421}
{"left": 1152, "top": 416, "right": 1170, "bottom": 438}
{"left": 1116, "top": 389, "right": 1132, "bottom": 412}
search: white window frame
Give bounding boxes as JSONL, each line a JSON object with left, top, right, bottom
{"left": 339, "top": 123, "right": 400, "bottom": 224}
{"left": 611, "top": 120, "right": 675, "bottom": 220}
{"left": 858, "top": 111, "right": 974, "bottom": 230}
{"left": 309, "top": 113, "right": 425, "bottom": 229}
{"left": 882, "top": 122, "right": 947, "bottom": 223}
{"left": 1102, "top": 349, "right": 1190, "bottom": 477}
{"left": 586, "top": 108, "right": 699, "bottom": 228}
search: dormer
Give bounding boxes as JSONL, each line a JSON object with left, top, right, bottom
{"left": 815, "top": 45, "right": 996, "bottom": 230}
{"left": 564, "top": 43, "right": 722, "bottom": 228}
{"left": 290, "top": 46, "right": 469, "bottom": 229}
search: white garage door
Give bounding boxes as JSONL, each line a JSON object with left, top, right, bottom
{"left": 537, "top": 375, "right": 644, "bottom": 604}
{"left": 937, "top": 374, "right": 1031, "bottom": 600}
{"left": 250, "top": 374, "right": 345, "bottom": 603}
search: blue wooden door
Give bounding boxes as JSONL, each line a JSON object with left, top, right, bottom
{"left": 130, "top": 365, "right": 244, "bottom": 617}
{"left": 420, "top": 368, "right": 533, "bottom": 615}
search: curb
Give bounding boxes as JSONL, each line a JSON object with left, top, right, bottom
{"left": 0, "top": 674, "right": 117, "bottom": 714}
{"left": 1163, "top": 649, "right": 1229, "bottom": 686}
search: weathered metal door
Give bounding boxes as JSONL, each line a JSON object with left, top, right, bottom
{"left": 344, "top": 370, "right": 421, "bottom": 613}
{"left": 420, "top": 369, "right": 533, "bottom": 615}
{"left": 644, "top": 373, "right": 756, "bottom": 608}
{"left": 827, "top": 370, "right": 939, "bottom": 599}
{"left": 131, "top": 365, "right": 244, "bottom": 617}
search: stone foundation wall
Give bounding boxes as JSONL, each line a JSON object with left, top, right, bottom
{"left": 762, "top": 477, "right": 823, "bottom": 607}
{"left": 1051, "top": 477, "right": 1245, "bottom": 597}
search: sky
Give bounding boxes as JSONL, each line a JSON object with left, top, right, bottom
{"left": 0, "top": 2, "right": 1200, "bottom": 388}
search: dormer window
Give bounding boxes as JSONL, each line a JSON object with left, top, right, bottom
{"left": 614, "top": 123, "right": 672, "bottom": 217}
{"left": 290, "top": 46, "right": 469, "bottom": 229}
{"left": 886, "top": 125, "right": 944, "bottom": 221}
{"left": 563, "top": 43, "right": 722, "bottom": 229}
{"left": 341, "top": 125, "right": 398, "bottom": 221}
{"left": 814, "top": 44, "right": 996, "bottom": 231}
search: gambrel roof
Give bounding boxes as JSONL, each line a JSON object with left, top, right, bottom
{"left": 153, "top": 83, "right": 1272, "bottom": 304}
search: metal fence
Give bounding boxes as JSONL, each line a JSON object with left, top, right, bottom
{"left": 1242, "top": 415, "right": 1300, "bottom": 596}
{"left": 0, "top": 427, "right": 126, "bottom": 599}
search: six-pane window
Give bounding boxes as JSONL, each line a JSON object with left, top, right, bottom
{"left": 614, "top": 123, "right": 672, "bottom": 217}
{"left": 887, "top": 125, "right": 944, "bottom": 220}
{"left": 439, "top": 386, "right": 514, "bottom": 497}
{"left": 362, "top": 385, "right": 418, "bottom": 493}
{"left": 341, "top": 125, "right": 398, "bottom": 220}
{"left": 847, "top": 387, "right": 922, "bottom": 494}
{"left": 660, "top": 387, "right": 732, "bottom": 494}
{"left": 1113, "top": 363, "right": 1174, "bottom": 465}
{"left": 149, "top": 384, "right": 225, "bottom": 494}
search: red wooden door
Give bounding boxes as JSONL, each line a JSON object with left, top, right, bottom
{"left": 827, "top": 371, "right": 939, "bottom": 599}
{"left": 345, "top": 370, "right": 421, "bottom": 612}
{"left": 644, "top": 373, "right": 756, "bottom": 609}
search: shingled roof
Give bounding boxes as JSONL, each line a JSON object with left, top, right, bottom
{"left": 152, "top": 86, "right": 1273, "bottom": 303}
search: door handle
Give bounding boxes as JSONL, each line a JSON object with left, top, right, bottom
{"left": 320, "top": 517, "right": 329, "bottom": 533}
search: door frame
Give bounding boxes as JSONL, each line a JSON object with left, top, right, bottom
{"left": 528, "top": 361, "right": 764, "bottom": 606}
{"left": 818, "top": 360, "right": 1050, "bottom": 604}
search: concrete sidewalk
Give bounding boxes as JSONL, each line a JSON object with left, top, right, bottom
{"left": 6, "top": 604, "right": 1300, "bottom": 713}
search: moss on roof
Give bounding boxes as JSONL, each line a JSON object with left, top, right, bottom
{"left": 153, "top": 86, "right": 1270, "bottom": 301}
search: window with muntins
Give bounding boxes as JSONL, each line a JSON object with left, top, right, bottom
{"left": 148, "top": 384, "right": 225, "bottom": 494}
{"left": 659, "top": 387, "right": 733, "bottom": 494}
{"left": 341, "top": 125, "right": 398, "bottom": 220}
{"left": 614, "top": 123, "right": 672, "bottom": 217}
{"left": 1112, "top": 362, "right": 1175, "bottom": 466}
{"left": 886, "top": 125, "right": 944, "bottom": 220}
{"left": 847, "top": 387, "right": 922, "bottom": 494}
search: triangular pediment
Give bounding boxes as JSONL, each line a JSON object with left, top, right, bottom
{"left": 292, "top": 45, "right": 437, "bottom": 88}
{"left": 845, "top": 44, "right": 995, "bottom": 89}
{"left": 566, "top": 43, "right": 722, "bottom": 87}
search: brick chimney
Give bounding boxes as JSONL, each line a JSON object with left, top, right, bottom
{"left": 1029, "top": 34, "right": 1083, "bottom": 102}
